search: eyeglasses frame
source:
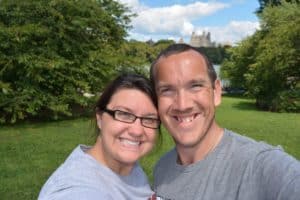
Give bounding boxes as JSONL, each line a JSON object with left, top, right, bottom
{"left": 102, "top": 108, "right": 160, "bottom": 129}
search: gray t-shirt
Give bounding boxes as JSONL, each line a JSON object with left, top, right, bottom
{"left": 39, "top": 145, "right": 155, "bottom": 200}
{"left": 153, "top": 129, "right": 300, "bottom": 200}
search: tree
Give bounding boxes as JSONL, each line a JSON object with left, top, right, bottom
{"left": 116, "top": 39, "right": 175, "bottom": 76}
{"left": 0, "top": 0, "right": 133, "bottom": 123}
{"left": 221, "top": 1, "right": 300, "bottom": 112}
{"left": 116, "top": 40, "right": 154, "bottom": 75}
{"left": 221, "top": 33, "right": 261, "bottom": 89}
{"left": 256, "top": 0, "right": 299, "bottom": 13}
{"left": 250, "top": 1, "right": 300, "bottom": 111}
{"left": 198, "top": 46, "right": 229, "bottom": 64}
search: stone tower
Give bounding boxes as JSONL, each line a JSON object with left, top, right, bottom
{"left": 189, "top": 31, "right": 214, "bottom": 47}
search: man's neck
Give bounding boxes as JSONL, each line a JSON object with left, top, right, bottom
{"left": 176, "top": 125, "right": 224, "bottom": 165}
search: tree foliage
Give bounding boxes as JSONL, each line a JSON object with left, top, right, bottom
{"left": 117, "top": 39, "right": 175, "bottom": 76}
{"left": 221, "top": 33, "right": 261, "bottom": 89}
{"left": 198, "top": 46, "right": 229, "bottom": 65}
{"left": 0, "top": 0, "right": 133, "bottom": 123}
{"left": 221, "top": 1, "right": 300, "bottom": 112}
{"left": 256, "top": 0, "right": 299, "bottom": 13}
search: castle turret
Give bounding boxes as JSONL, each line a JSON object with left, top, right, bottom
{"left": 189, "top": 31, "right": 213, "bottom": 47}
{"left": 178, "top": 37, "right": 184, "bottom": 43}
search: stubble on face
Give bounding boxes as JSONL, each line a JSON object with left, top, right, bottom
{"left": 155, "top": 50, "right": 223, "bottom": 162}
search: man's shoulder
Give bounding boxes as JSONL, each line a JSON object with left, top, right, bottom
{"left": 154, "top": 148, "right": 176, "bottom": 171}
{"left": 223, "top": 129, "right": 299, "bottom": 168}
{"left": 225, "top": 129, "right": 282, "bottom": 154}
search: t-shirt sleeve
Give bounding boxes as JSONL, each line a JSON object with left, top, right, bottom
{"left": 254, "top": 148, "right": 300, "bottom": 200}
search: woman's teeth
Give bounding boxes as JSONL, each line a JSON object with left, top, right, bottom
{"left": 120, "top": 138, "right": 140, "bottom": 146}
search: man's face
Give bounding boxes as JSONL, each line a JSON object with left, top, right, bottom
{"left": 155, "top": 50, "right": 221, "bottom": 149}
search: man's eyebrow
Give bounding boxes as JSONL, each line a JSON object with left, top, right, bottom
{"left": 156, "top": 82, "right": 172, "bottom": 88}
{"left": 189, "top": 79, "right": 206, "bottom": 85}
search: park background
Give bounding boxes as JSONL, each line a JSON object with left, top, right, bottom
{"left": 0, "top": 0, "right": 299, "bottom": 199}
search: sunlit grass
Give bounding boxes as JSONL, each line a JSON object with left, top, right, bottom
{"left": 216, "top": 96, "right": 300, "bottom": 158}
{"left": 0, "top": 118, "right": 95, "bottom": 199}
{"left": 0, "top": 96, "right": 299, "bottom": 199}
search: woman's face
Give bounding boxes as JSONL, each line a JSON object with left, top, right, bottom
{"left": 97, "top": 88, "right": 158, "bottom": 171}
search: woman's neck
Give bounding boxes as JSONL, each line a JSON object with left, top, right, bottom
{"left": 87, "top": 138, "right": 134, "bottom": 176}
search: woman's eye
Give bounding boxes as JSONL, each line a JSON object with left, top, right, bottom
{"left": 118, "top": 111, "right": 134, "bottom": 119}
{"left": 143, "top": 118, "right": 156, "bottom": 125}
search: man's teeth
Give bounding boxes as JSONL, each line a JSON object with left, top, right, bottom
{"left": 177, "top": 116, "right": 194, "bottom": 122}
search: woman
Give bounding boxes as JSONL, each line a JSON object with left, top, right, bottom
{"left": 38, "top": 73, "right": 160, "bottom": 200}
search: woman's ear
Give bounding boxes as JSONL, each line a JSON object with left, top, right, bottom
{"left": 96, "top": 113, "right": 102, "bottom": 129}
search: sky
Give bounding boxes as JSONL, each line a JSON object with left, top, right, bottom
{"left": 117, "top": 0, "right": 261, "bottom": 45}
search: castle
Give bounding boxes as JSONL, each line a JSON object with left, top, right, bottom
{"left": 179, "top": 31, "right": 216, "bottom": 47}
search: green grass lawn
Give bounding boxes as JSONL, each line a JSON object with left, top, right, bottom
{"left": 0, "top": 96, "right": 299, "bottom": 199}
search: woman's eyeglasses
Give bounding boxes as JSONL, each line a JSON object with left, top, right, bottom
{"left": 103, "top": 108, "right": 160, "bottom": 129}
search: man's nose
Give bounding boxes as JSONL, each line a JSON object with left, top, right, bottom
{"left": 174, "top": 90, "right": 191, "bottom": 111}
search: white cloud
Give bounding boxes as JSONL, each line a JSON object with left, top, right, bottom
{"left": 117, "top": 0, "right": 140, "bottom": 8}
{"left": 117, "top": 0, "right": 149, "bottom": 13}
{"left": 130, "top": 1, "right": 229, "bottom": 35}
{"left": 127, "top": 31, "right": 176, "bottom": 42}
{"left": 205, "top": 20, "right": 260, "bottom": 44}
{"left": 118, "top": 1, "right": 260, "bottom": 44}
{"left": 128, "top": 20, "right": 259, "bottom": 45}
{"left": 181, "top": 20, "right": 194, "bottom": 36}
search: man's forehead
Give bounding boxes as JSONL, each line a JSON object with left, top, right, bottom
{"left": 156, "top": 50, "right": 206, "bottom": 67}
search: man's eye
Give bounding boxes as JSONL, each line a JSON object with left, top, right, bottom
{"left": 191, "top": 84, "right": 203, "bottom": 90}
{"left": 158, "top": 88, "right": 174, "bottom": 96}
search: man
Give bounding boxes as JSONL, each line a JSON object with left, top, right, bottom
{"left": 150, "top": 43, "right": 300, "bottom": 200}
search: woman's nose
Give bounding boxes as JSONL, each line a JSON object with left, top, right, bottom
{"left": 128, "top": 118, "right": 144, "bottom": 136}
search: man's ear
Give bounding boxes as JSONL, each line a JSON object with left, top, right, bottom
{"left": 96, "top": 113, "right": 102, "bottom": 129}
{"left": 214, "top": 79, "right": 222, "bottom": 107}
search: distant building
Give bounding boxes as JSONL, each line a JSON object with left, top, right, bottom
{"left": 146, "top": 39, "right": 155, "bottom": 46}
{"left": 179, "top": 31, "right": 216, "bottom": 47}
{"left": 178, "top": 37, "right": 184, "bottom": 44}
